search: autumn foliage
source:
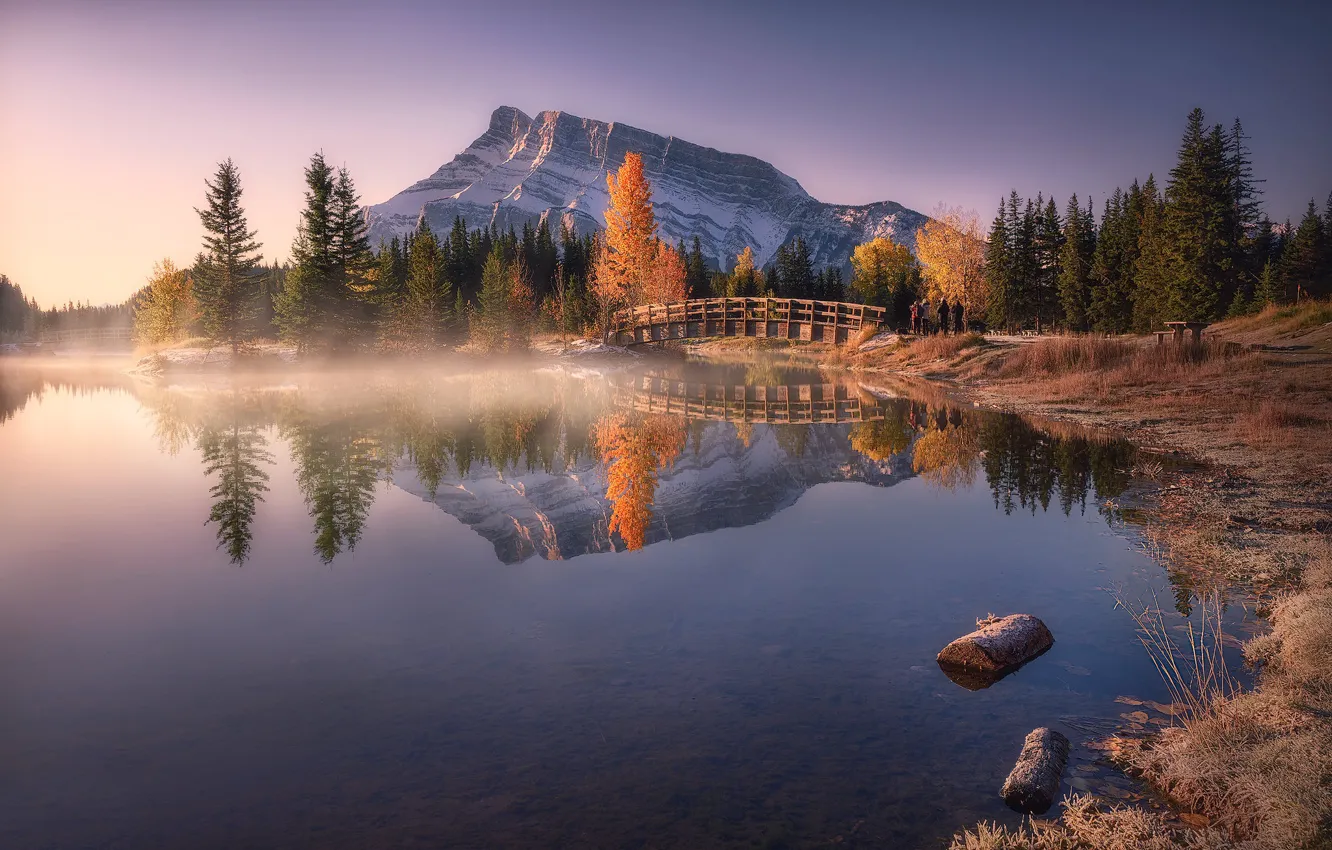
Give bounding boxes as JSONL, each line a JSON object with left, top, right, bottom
{"left": 594, "top": 411, "right": 686, "bottom": 550}
{"left": 591, "top": 153, "right": 687, "bottom": 326}
{"left": 915, "top": 205, "right": 988, "bottom": 320}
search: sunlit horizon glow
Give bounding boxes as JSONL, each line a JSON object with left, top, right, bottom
{"left": 2, "top": 0, "right": 1329, "bottom": 307}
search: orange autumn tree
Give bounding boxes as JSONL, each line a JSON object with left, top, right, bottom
{"left": 591, "top": 153, "right": 686, "bottom": 329}
{"left": 594, "top": 411, "right": 686, "bottom": 550}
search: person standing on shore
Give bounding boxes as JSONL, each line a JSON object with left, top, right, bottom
{"left": 954, "top": 304, "right": 965, "bottom": 334}
{"left": 937, "top": 299, "right": 949, "bottom": 335}
{"left": 909, "top": 301, "right": 919, "bottom": 334}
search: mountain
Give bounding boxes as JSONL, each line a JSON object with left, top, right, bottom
{"left": 365, "top": 106, "right": 929, "bottom": 272}
{"left": 392, "top": 420, "right": 912, "bottom": 564}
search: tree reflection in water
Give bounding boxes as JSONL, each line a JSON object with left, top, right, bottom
{"left": 198, "top": 394, "right": 272, "bottom": 564}
{"left": 56, "top": 368, "right": 1148, "bottom": 565}
{"left": 594, "top": 412, "right": 687, "bottom": 550}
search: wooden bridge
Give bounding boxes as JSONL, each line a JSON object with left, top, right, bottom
{"left": 616, "top": 376, "right": 887, "bottom": 424}
{"left": 36, "top": 327, "right": 134, "bottom": 347}
{"left": 607, "top": 298, "right": 887, "bottom": 347}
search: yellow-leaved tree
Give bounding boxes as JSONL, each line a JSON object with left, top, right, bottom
{"left": 914, "top": 205, "right": 987, "bottom": 324}
{"left": 849, "top": 236, "right": 919, "bottom": 307}
{"left": 591, "top": 153, "right": 685, "bottom": 329}
{"left": 133, "top": 258, "right": 198, "bottom": 346}
{"left": 728, "top": 246, "right": 760, "bottom": 297}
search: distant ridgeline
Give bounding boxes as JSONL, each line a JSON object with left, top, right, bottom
{"left": 0, "top": 274, "right": 137, "bottom": 342}
{"left": 1, "top": 369, "right": 1144, "bottom": 568}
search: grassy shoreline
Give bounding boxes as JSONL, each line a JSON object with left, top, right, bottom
{"left": 838, "top": 304, "right": 1331, "bottom": 848}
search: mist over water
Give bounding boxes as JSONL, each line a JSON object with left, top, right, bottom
{"left": 0, "top": 360, "right": 1249, "bottom": 849}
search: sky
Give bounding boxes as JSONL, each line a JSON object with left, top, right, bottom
{"left": 2, "top": 0, "right": 1329, "bottom": 307}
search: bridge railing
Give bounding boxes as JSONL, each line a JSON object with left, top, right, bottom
{"left": 36, "top": 326, "right": 134, "bottom": 344}
{"left": 609, "top": 297, "right": 886, "bottom": 337}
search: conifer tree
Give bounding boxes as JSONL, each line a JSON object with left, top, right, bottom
{"left": 372, "top": 237, "right": 407, "bottom": 305}
{"left": 448, "top": 216, "right": 476, "bottom": 302}
{"left": 1158, "top": 109, "right": 1237, "bottom": 321}
{"left": 984, "top": 197, "right": 1013, "bottom": 330}
{"left": 1056, "top": 194, "right": 1095, "bottom": 331}
{"left": 780, "top": 237, "right": 815, "bottom": 298}
{"left": 275, "top": 153, "right": 336, "bottom": 348}
{"left": 473, "top": 244, "right": 513, "bottom": 352}
{"left": 328, "top": 166, "right": 375, "bottom": 344}
{"left": 686, "top": 236, "right": 709, "bottom": 297}
{"left": 382, "top": 218, "right": 451, "bottom": 352}
{"left": 1132, "top": 176, "right": 1167, "bottom": 332}
{"left": 1254, "top": 260, "right": 1283, "bottom": 307}
{"left": 194, "top": 159, "right": 263, "bottom": 353}
{"left": 1281, "top": 200, "right": 1328, "bottom": 299}
{"left": 1034, "top": 195, "right": 1064, "bottom": 330}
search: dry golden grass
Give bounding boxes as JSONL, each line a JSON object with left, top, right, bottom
{"left": 1237, "top": 399, "right": 1330, "bottom": 448}
{"left": 950, "top": 794, "right": 1230, "bottom": 849}
{"left": 903, "top": 331, "right": 987, "bottom": 362}
{"left": 995, "top": 337, "right": 1269, "bottom": 403}
{"left": 1222, "top": 299, "right": 1332, "bottom": 336}
{"left": 1113, "top": 544, "right": 1332, "bottom": 849}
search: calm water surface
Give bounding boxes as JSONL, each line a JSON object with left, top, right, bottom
{"left": 0, "top": 362, "right": 1243, "bottom": 849}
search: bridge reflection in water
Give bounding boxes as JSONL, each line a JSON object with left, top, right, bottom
{"left": 615, "top": 375, "right": 886, "bottom": 424}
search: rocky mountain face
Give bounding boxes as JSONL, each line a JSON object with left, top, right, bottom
{"left": 366, "top": 106, "right": 929, "bottom": 273}
{"left": 392, "top": 421, "right": 913, "bottom": 564}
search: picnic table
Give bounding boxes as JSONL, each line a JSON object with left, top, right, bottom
{"left": 1161, "top": 321, "right": 1209, "bottom": 345}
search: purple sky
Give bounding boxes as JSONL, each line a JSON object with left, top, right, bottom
{"left": 2, "top": 0, "right": 1329, "bottom": 306}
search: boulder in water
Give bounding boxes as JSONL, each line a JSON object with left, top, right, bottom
{"left": 936, "top": 613, "right": 1053, "bottom": 674}
{"left": 1000, "top": 727, "right": 1070, "bottom": 815}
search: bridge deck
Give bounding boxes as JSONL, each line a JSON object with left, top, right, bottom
{"left": 37, "top": 327, "right": 134, "bottom": 345}
{"left": 617, "top": 377, "right": 886, "bottom": 424}
{"left": 609, "top": 298, "right": 886, "bottom": 347}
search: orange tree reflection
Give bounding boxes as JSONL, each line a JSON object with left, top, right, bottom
{"left": 594, "top": 412, "right": 687, "bottom": 551}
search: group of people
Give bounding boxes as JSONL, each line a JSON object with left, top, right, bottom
{"left": 909, "top": 299, "right": 966, "bottom": 335}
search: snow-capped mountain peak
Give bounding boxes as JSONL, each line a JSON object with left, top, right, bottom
{"left": 366, "top": 106, "right": 927, "bottom": 272}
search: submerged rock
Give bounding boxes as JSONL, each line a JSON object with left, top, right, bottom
{"left": 1000, "top": 727, "right": 1070, "bottom": 815}
{"left": 936, "top": 613, "right": 1054, "bottom": 674}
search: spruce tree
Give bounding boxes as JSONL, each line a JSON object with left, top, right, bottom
{"left": 984, "top": 197, "right": 1012, "bottom": 330}
{"left": 1254, "top": 260, "right": 1282, "bottom": 307}
{"left": 1225, "top": 118, "right": 1265, "bottom": 293}
{"left": 385, "top": 218, "right": 451, "bottom": 351}
{"left": 686, "top": 237, "right": 709, "bottom": 298}
{"left": 473, "top": 244, "right": 512, "bottom": 351}
{"left": 1281, "top": 200, "right": 1328, "bottom": 299}
{"left": 1014, "top": 196, "right": 1038, "bottom": 327}
{"left": 329, "top": 166, "right": 374, "bottom": 345}
{"left": 1057, "top": 194, "right": 1095, "bottom": 331}
{"left": 1034, "top": 195, "right": 1064, "bottom": 330}
{"left": 448, "top": 216, "right": 475, "bottom": 303}
{"left": 1158, "top": 109, "right": 1237, "bottom": 321}
{"left": 194, "top": 159, "right": 263, "bottom": 354}
{"left": 1132, "top": 176, "right": 1167, "bottom": 332}
{"left": 275, "top": 153, "right": 336, "bottom": 348}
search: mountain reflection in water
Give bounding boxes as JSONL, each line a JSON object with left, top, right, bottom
{"left": 2, "top": 364, "right": 1139, "bottom": 567}
{"left": 1, "top": 361, "right": 1237, "bottom": 850}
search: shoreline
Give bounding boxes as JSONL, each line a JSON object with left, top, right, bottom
{"left": 829, "top": 312, "right": 1331, "bottom": 848}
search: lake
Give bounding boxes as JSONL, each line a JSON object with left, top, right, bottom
{"left": 0, "top": 360, "right": 1246, "bottom": 849}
